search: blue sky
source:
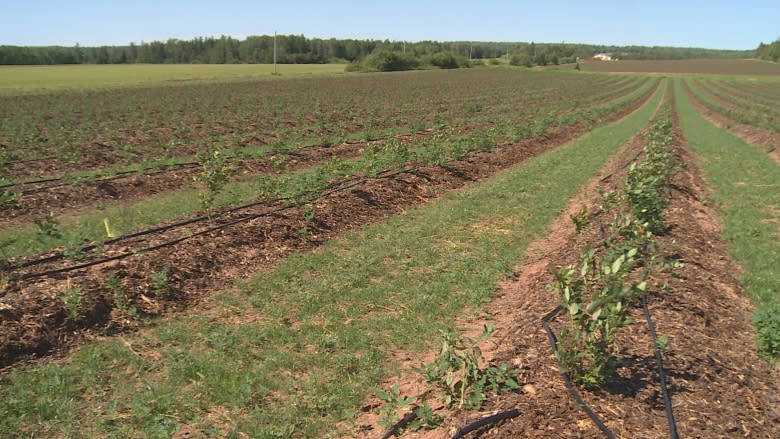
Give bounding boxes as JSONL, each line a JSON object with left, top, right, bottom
{"left": 2, "top": 0, "right": 778, "bottom": 50}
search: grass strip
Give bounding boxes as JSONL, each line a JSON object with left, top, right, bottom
{"left": 675, "top": 79, "right": 780, "bottom": 358}
{"left": 0, "top": 83, "right": 664, "bottom": 437}
{"left": 0, "top": 64, "right": 349, "bottom": 95}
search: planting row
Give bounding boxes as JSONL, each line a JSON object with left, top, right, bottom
{"left": 0, "top": 79, "right": 660, "bottom": 369}
{"left": 0, "top": 71, "right": 640, "bottom": 179}
{"left": 0, "top": 73, "right": 646, "bottom": 225}
{"left": 684, "top": 79, "right": 779, "bottom": 133}
{"left": 0, "top": 77, "right": 658, "bottom": 257}
{"left": 0, "top": 77, "right": 667, "bottom": 439}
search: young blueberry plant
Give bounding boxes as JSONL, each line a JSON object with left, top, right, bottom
{"left": 551, "top": 246, "right": 647, "bottom": 387}
{"left": 150, "top": 268, "right": 171, "bottom": 298}
{"left": 194, "top": 149, "right": 234, "bottom": 219}
{"left": 375, "top": 325, "right": 517, "bottom": 434}
{"left": 416, "top": 324, "right": 518, "bottom": 410}
{"left": 62, "top": 286, "right": 85, "bottom": 320}
{"left": 375, "top": 384, "right": 415, "bottom": 429}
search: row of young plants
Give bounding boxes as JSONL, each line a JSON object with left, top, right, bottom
{"left": 722, "top": 79, "right": 780, "bottom": 102}
{"left": 674, "top": 80, "right": 780, "bottom": 360}
{"left": 551, "top": 103, "right": 681, "bottom": 387}
{"left": 0, "top": 86, "right": 666, "bottom": 438}
{"left": 0, "top": 80, "right": 658, "bottom": 385}
{"left": 701, "top": 79, "right": 780, "bottom": 121}
{"left": 1, "top": 74, "right": 643, "bottom": 186}
{"left": 0, "top": 77, "right": 657, "bottom": 261}
{"left": 684, "top": 80, "right": 779, "bottom": 133}
{"left": 0, "top": 71, "right": 632, "bottom": 170}
{"left": 0, "top": 76, "right": 642, "bottom": 192}
{"left": 367, "top": 89, "right": 666, "bottom": 436}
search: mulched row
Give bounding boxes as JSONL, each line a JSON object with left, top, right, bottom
{"left": 0, "top": 89, "right": 654, "bottom": 371}
{"left": 432, "top": 99, "right": 780, "bottom": 438}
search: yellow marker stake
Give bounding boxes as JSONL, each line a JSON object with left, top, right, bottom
{"left": 103, "top": 218, "right": 116, "bottom": 238}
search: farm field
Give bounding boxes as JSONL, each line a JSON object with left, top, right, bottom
{"left": 579, "top": 58, "right": 780, "bottom": 75}
{"left": 0, "top": 66, "right": 779, "bottom": 438}
{"left": 0, "top": 63, "right": 347, "bottom": 95}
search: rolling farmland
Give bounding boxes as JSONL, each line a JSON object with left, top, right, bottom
{"left": 0, "top": 64, "right": 778, "bottom": 438}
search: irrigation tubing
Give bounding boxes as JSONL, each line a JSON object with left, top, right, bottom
{"left": 450, "top": 409, "right": 521, "bottom": 439}
{"left": 0, "top": 128, "right": 435, "bottom": 194}
{"left": 641, "top": 293, "right": 679, "bottom": 439}
{"left": 11, "top": 166, "right": 415, "bottom": 280}
{"left": 542, "top": 298, "right": 679, "bottom": 439}
{"left": 540, "top": 305, "right": 618, "bottom": 439}
{"left": 7, "top": 162, "right": 200, "bottom": 196}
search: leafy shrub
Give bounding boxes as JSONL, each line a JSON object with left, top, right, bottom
{"left": 510, "top": 53, "right": 533, "bottom": 67}
{"left": 552, "top": 247, "right": 646, "bottom": 387}
{"left": 416, "top": 325, "right": 518, "bottom": 409}
{"left": 428, "top": 52, "right": 467, "bottom": 69}
{"left": 194, "top": 149, "right": 234, "bottom": 218}
{"left": 362, "top": 50, "right": 420, "bottom": 72}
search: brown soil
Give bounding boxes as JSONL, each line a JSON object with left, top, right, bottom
{"left": 684, "top": 82, "right": 780, "bottom": 166}
{"left": 381, "top": 97, "right": 780, "bottom": 438}
{"left": 0, "top": 85, "right": 656, "bottom": 370}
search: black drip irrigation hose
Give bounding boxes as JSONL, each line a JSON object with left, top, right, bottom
{"left": 11, "top": 162, "right": 200, "bottom": 196}
{"left": 540, "top": 305, "right": 617, "bottom": 439}
{"left": 451, "top": 409, "right": 521, "bottom": 439}
{"left": 10, "top": 166, "right": 415, "bottom": 281}
{"left": 641, "top": 293, "right": 679, "bottom": 439}
{"left": 542, "top": 298, "right": 679, "bottom": 439}
{"left": 0, "top": 127, "right": 433, "bottom": 193}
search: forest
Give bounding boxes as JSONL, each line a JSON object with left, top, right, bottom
{"left": 0, "top": 34, "right": 757, "bottom": 65}
{"left": 756, "top": 37, "right": 780, "bottom": 61}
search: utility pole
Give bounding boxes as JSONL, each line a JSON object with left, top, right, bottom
{"left": 273, "top": 31, "right": 277, "bottom": 74}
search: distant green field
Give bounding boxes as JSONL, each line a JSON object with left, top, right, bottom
{"left": 0, "top": 64, "right": 347, "bottom": 94}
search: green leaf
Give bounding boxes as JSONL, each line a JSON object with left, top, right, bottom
{"left": 611, "top": 255, "right": 624, "bottom": 274}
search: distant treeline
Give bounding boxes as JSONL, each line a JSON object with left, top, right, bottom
{"left": 756, "top": 38, "right": 780, "bottom": 62}
{"left": 0, "top": 34, "right": 756, "bottom": 66}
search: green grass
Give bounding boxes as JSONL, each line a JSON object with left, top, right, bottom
{"left": 0, "top": 83, "right": 664, "bottom": 438}
{"left": 675, "top": 79, "right": 780, "bottom": 358}
{"left": 0, "top": 64, "right": 347, "bottom": 95}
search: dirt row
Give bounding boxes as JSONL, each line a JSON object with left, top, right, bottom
{"left": 683, "top": 81, "right": 780, "bottom": 166}
{"left": 394, "top": 95, "right": 780, "bottom": 438}
{"left": 0, "top": 85, "right": 656, "bottom": 371}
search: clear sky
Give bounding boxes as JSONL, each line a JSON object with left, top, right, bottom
{"left": 2, "top": 0, "right": 777, "bottom": 50}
